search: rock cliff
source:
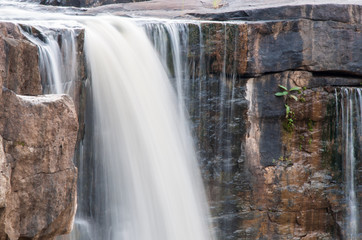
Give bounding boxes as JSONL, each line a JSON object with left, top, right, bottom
{"left": 39, "top": 0, "right": 149, "bottom": 7}
{"left": 176, "top": 7, "right": 361, "bottom": 239}
{"left": 129, "top": 4, "right": 361, "bottom": 239}
{"left": 0, "top": 22, "right": 78, "bottom": 240}
{"left": 77, "top": 2, "right": 362, "bottom": 239}
{"left": 0, "top": 1, "right": 361, "bottom": 240}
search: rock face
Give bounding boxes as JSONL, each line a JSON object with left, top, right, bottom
{"left": 0, "top": 22, "right": 78, "bottom": 240}
{"left": 0, "top": 2, "right": 360, "bottom": 240}
{"left": 166, "top": 6, "right": 361, "bottom": 239}
{"left": 0, "top": 23, "right": 42, "bottom": 96}
{"left": 76, "top": 3, "right": 361, "bottom": 239}
{"left": 40, "top": 0, "right": 149, "bottom": 7}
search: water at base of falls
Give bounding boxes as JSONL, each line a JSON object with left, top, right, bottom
{"left": 336, "top": 88, "right": 361, "bottom": 240}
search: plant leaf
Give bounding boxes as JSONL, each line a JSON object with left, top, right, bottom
{"left": 285, "top": 104, "right": 290, "bottom": 118}
{"left": 289, "top": 86, "right": 301, "bottom": 92}
{"left": 275, "top": 91, "right": 288, "bottom": 96}
{"left": 290, "top": 94, "right": 298, "bottom": 101}
{"left": 278, "top": 85, "right": 288, "bottom": 91}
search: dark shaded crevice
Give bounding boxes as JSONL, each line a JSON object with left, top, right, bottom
{"left": 17, "top": 168, "right": 75, "bottom": 182}
{"left": 40, "top": 0, "right": 150, "bottom": 7}
{"left": 311, "top": 70, "right": 362, "bottom": 79}
{"left": 187, "top": 4, "right": 361, "bottom": 24}
{"left": 189, "top": 14, "right": 355, "bottom": 24}
{"left": 236, "top": 69, "right": 362, "bottom": 82}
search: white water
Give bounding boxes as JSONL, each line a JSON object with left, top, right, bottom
{"left": 21, "top": 26, "right": 78, "bottom": 94}
{"left": 84, "top": 17, "right": 214, "bottom": 240}
{"left": 337, "top": 88, "right": 361, "bottom": 240}
{"left": 0, "top": 1, "right": 216, "bottom": 239}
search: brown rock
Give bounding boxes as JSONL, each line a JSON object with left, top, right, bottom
{"left": 0, "top": 89, "right": 78, "bottom": 240}
{"left": 0, "top": 136, "right": 10, "bottom": 240}
{"left": 0, "top": 22, "right": 42, "bottom": 96}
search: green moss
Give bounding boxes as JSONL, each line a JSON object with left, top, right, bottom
{"left": 16, "top": 141, "right": 26, "bottom": 147}
{"left": 307, "top": 119, "right": 314, "bottom": 132}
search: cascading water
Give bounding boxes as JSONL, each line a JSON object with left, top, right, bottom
{"left": 336, "top": 87, "right": 361, "bottom": 240}
{"left": 21, "top": 25, "right": 78, "bottom": 94}
{"left": 142, "top": 20, "right": 246, "bottom": 239}
{"left": 0, "top": 2, "right": 216, "bottom": 239}
{"left": 83, "top": 16, "right": 214, "bottom": 240}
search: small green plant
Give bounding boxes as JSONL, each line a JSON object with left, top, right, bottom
{"left": 213, "top": 0, "right": 222, "bottom": 8}
{"left": 272, "top": 155, "right": 292, "bottom": 164}
{"left": 275, "top": 85, "right": 301, "bottom": 100}
{"left": 307, "top": 119, "right": 314, "bottom": 132}
{"left": 284, "top": 104, "right": 295, "bottom": 131}
{"left": 16, "top": 141, "right": 26, "bottom": 147}
{"left": 275, "top": 85, "right": 301, "bottom": 132}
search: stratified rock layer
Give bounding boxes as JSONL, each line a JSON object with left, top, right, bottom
{"left": 0, "top": 2, "right": 360, "bottom": 240}
{"left": 0, "top": 22, "right": 78, "bottom": 240}
{"left": 175, "top": 8, "right": 361, "bottom": 239}
{"left": 40, "top": 0, "right": 149, "bottom": 7}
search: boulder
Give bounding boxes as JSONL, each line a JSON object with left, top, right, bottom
{"left": 0, "top": 89, "right": 78, "bottom": 240}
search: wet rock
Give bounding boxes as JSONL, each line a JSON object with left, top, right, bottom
{"left": 186, "top": 69, "right": 357, "bottom": 239}
{"left": 0, "top": 89, "right": 78, "bottom": 240}
{"left": 184, "top": 13, "right": 362, "bottom": 79}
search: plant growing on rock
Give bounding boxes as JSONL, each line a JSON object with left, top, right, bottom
{"left": 275, "top": 85, "right": 302, "bottom": 132}
{"left": 212, "top": 0, "right": 223, "bottom": 8}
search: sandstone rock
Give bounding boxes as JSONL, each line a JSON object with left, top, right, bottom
{"left": 0, "top": 89, "right": 78, "bottom": 240}
{"left": 0, "top": 23, "right": 42, "bottom": 96}
{"left": 0, "top": 136, "right": 10, "bottom": 240}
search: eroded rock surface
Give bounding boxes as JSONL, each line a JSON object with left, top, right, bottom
{"left": 0, "top": 90, "right": 78, "bottom": 240}
{"left": 0, "top": 22, "right": 78, "bottom": 240}
{"left": 177, "top": 14, "right": 361, "bottom": 238}
{"left": 0, "top": 23, "right": 42, "bottom": 96}
{"left": 0, "top": 90, "right": 79, "bottom": 240}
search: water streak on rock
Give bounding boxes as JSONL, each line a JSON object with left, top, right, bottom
{"left": 336, "top": 88, "right": 361, "bottom": 240}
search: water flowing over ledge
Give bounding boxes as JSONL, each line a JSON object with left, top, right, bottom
{"left": 0, "top": 1, "right": 361, "bottom": 240}
{"left": 83, "top": 16, "right": 215, "bottom": 240}
{"left": 336, "top": 88, "right": 361, "bottom": 240}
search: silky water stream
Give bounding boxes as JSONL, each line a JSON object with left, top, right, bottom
{"left": 0, "top": 3, "right": 216, "bottom": 239}
{"left": 1, "top": 2, "right": 361, "bottom": 240}
{"left": 336, "top": 88, "right": 362, "bottom": 240}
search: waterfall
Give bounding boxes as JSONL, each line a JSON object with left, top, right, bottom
{"left": 0, "top": 0, "right": 216, "bottom": 237}
{"left": 336, "top": 87, "right": 361, "bottom": 240}
{"left": 143, "top": 20, "right": 244, "bottom": 238}
{"left": 82, "top": 16, "right": 214, "bottom": 240}
{"left": 21, "top": 25, "right": 78, "bottom": 94}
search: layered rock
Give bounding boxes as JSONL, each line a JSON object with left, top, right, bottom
{"left": 172, "top": 8, "right": 362, "bottom": 239}
{"left": 0, "top": 22, "right": 78, "bottom": 240}
{"left": 0, "top": 1, "right": 360, "bottom": 239}
{"left": 39, "top": 0, "right": 149, "bottom": 7}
